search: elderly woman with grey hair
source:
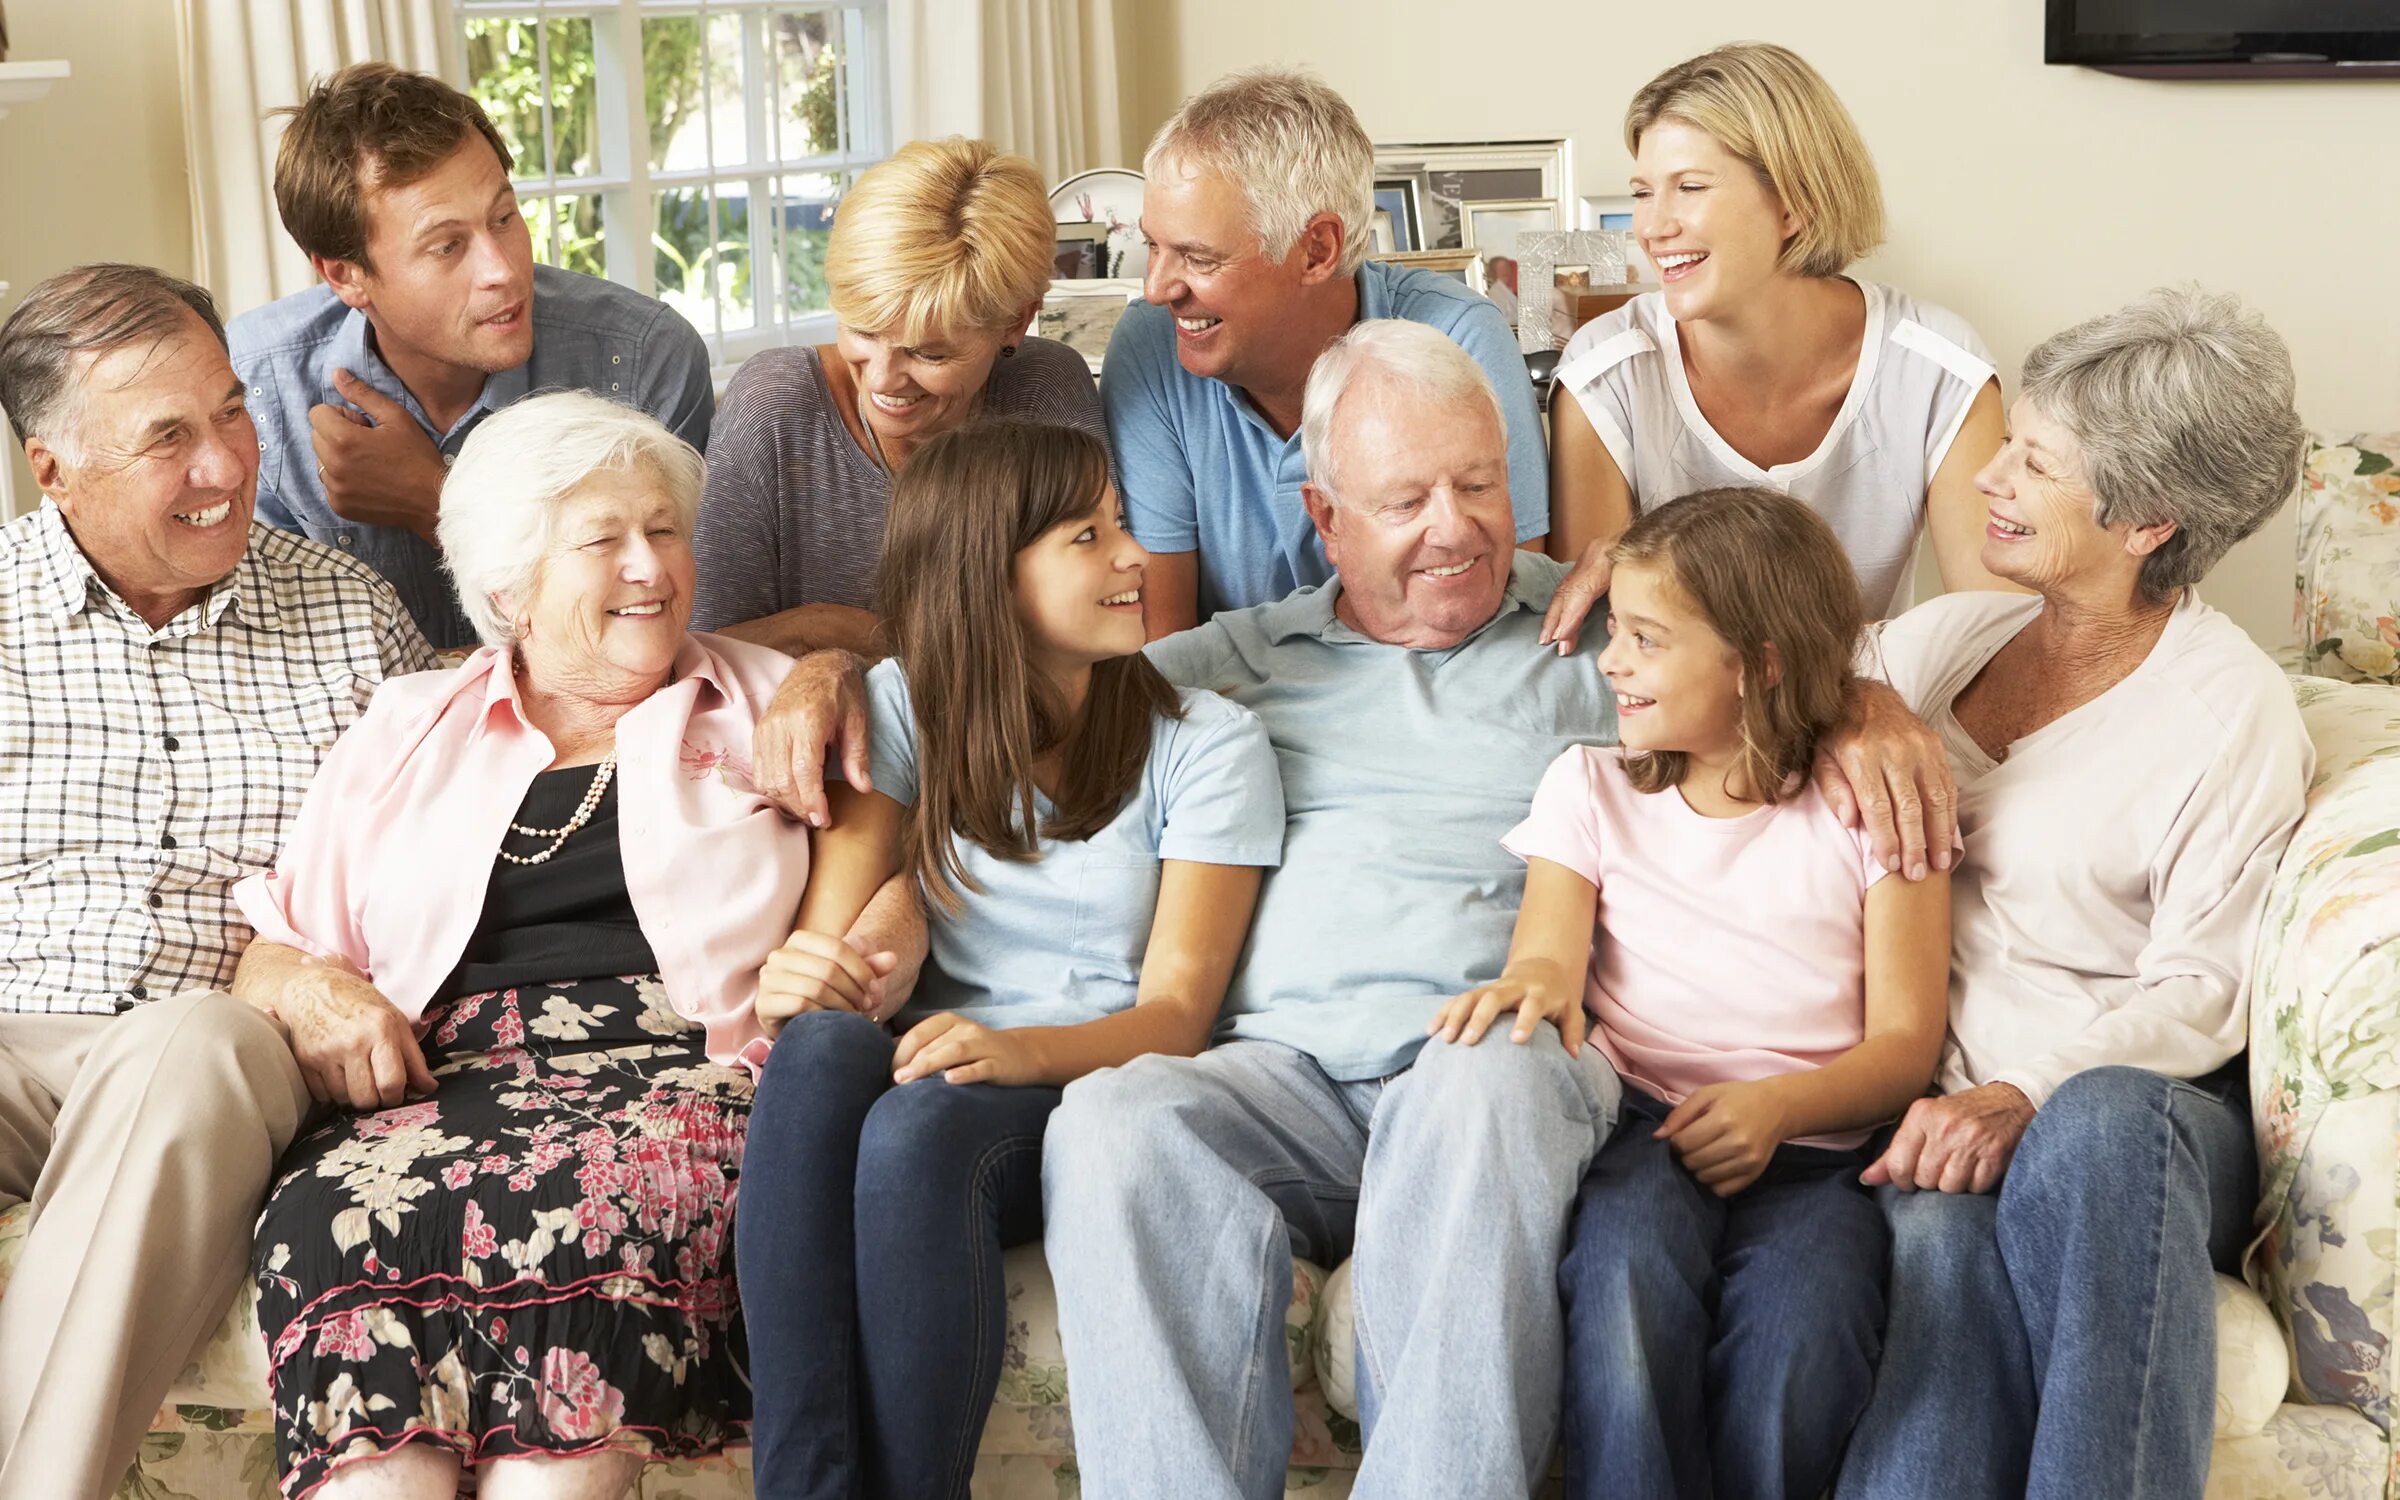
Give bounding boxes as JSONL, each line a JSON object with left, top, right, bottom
{"left": 1834, "top": 288, "right": 2314, "bottom": 1500}
{"left": 230, "top": 390, "right": 812, "bottom": 1500}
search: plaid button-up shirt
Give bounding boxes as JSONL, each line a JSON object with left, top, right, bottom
{"left": 0, "top": 502, "right": 437, "bottom": 1015}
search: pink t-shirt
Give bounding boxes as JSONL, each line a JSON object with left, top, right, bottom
{"left": 1501, "top": 747, "right": 1889, "bottom": 1148}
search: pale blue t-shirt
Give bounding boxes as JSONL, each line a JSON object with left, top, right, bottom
{"left": 865, "top": 659, "right": 1285, "bottom": 1032}
{"left": 1105, "top": 259, "right": 1550, "bottom": 620}
{"left": 1144, "top": 551, "right": 1618, "bottom": 1080}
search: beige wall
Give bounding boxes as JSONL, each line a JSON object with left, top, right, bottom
{"left": 1126, "top": 0, "right": 2400, "bottom": 647}
{"left": 0, "top": 0, "right": 193, "bottom": 509}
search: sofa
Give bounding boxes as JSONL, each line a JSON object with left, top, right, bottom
{"left": 21, "top": 435, "right": 2400, "bottom": 1499}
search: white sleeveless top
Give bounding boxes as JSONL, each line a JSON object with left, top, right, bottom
{"left": 1557, "top": 280, "right": 1995, "bottom": 616}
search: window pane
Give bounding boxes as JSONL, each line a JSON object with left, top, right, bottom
{"left": 463, "top": 15, "right": 599, "bottom": 180}
{"left": 644, "top": 13, "right": 749, "bottom": 172}
{"left": 772, "top": 172, "right": 843, "bottom": 320}
{"left": 771, "top": 11, "right": 843, "bottom": 161}
{"left": 527, "top": 194, "right": 606, "bottom": 279}
{"left": 654, "top": 184, "right": 757, "bottom": 336}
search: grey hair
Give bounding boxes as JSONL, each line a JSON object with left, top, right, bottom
{"left": 1300, "top": 319, "right": 1505, "bottom": 498}
{"left": 437, "top": 390, "right": 705, "bottom": 648}
{"left": 0, "top": 263, "right": 227, "bottom": 463}
{"left": 2022, "top": 286, "right": 2306, "bottom": 605}
{"left": 1145, "top": 68, "right": 1376, "bottom": 278}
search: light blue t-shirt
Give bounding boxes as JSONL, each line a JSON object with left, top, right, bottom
{"left": 865, "top": 659, "right": 1286, "bottom": 1032}
{"left": 1104, "top": 259, "right": 1551, "bottom": 620}
{"left": 1144, "top": 552, "right": 1617, "bottom": 1080}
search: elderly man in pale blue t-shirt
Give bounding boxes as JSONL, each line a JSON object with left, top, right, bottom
{"left": 1109, "top": 68, "right": 1549, "bottom": 634}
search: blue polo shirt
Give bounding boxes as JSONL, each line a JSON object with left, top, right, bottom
{"left": 1143, "top": 551, "right": 1616, "bottom": 1080}
{"left": 228, "top": 263, "right": 715, "bottom": 648}
{"left": 1104, "top": 259, "right": 1551, "bottom": 620}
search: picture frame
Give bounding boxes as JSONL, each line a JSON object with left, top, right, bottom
{"left": 1051, "top": 220, "right": 1113, "bottom": 280}
{"left": 1370, "top": 209, "right": 1399, "bottom": 254}
{"left": 1463, "top": 198, "right": 1561, "bottom": 256}
{"left": 1371, "top": 248, "right": 1486, "bottom": 293}
{"left": 1578, "top": 194, "right": 1651, "bottom": 281}
{"left": 1514, "top": 231, "right": 1629, "bottom": 354}
{"left": 1371, "top": 141, "right": 1574, "bottom": 254}
{"left": 1371, "top": 176, "right": 1423, "bottom": 254}
{"left": 1037, "top": 278, "right": 1143, "bottom": 374}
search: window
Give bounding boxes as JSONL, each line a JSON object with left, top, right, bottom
{"left": 458, "top": 0, "right": 889, "bottom": 368}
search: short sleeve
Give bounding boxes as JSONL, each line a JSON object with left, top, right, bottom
{"left": 861, "top": 657, "right": 920, "bottom": 807}
{"left": 690, "top": 355, "right": 794, "bottom": 630}
{"left": 1441, "top": 295, "right": 1551, "bottom": 543}
{"left": 1156, "top": 700, "right": 1285, "bottom": 867}
{"left": 1555, "top": 315, "right": 1647, "bottom": 489}
{"left": 1104, "top": 305, "right": 1201, "bottom": 554}
{"left": 1500, "top": 748, "right": 1609, "bottom": 888}
{"left": 1141, "top": 619, "right": 1238, "bottom": 691}
{"left": 640, "top": 302, "right": 717, "bottom": 454}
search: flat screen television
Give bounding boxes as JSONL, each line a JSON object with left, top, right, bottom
{"left": 2047, "top": 0, "right": 2400, "bottom": 76}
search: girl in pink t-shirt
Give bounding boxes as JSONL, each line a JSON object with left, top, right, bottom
{"left": 1430, "top": 487, "right": 1951, "bottom": 1500}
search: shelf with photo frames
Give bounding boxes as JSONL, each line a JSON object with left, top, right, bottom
{"left": 1035, "top": 278, "right": 1143, "bottom": 375}
{"left": 1370, "top": 140, "right": 1574, "bottom": 258}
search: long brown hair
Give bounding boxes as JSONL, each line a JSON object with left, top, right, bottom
{"left": 1608, "top": 487, "right": 1860, "bottom": 802}
{"left": 877, "top": 420, "right": 1183, "bottom": 911}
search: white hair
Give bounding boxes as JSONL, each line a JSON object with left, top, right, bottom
{"left": 2021, "top": 285, "right": 2307, "bottom": 604}
{"left": 1145, "top": 68, "right": 1376, "bottom": 277}
{"left": 437, "top": 390, "right": 705, "bottom": 647}
{"left": 1300, "top": 319, "right": 1506, "bottom": 498}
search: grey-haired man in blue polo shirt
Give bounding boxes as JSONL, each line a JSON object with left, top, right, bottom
{"left": 228, "top": 63, "right": 712, "bottom": 648}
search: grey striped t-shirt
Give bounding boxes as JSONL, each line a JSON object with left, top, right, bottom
{"left": 691, "top": 336, "right": 1105, "bottom": 628}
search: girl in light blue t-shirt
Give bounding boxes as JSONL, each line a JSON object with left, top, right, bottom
{"left": 736, "top": 419, "right": 1284, "bottom": 1500}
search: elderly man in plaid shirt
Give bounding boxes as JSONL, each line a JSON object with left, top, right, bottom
{"left": 0, "top": 263, "right": 436, "bottom": 1500}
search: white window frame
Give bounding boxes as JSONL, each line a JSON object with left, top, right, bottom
{"left": 453, "top": 0, "right": 890, "bottom": 372}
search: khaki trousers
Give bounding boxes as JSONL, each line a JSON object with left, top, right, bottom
{"left": 0, "top": 990, "right": 309, "bottom": 1500}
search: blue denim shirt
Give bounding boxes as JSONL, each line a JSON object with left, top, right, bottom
{"left": 227, "top": 263, "right": 715, "bottom": 648}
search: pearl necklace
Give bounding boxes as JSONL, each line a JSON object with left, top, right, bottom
{"left": 498, "top": 754, "right": 617, "bottom": 866}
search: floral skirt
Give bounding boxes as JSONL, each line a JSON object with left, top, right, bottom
{"left": 251, "top": 975, "right": 754, "bottom": 1498}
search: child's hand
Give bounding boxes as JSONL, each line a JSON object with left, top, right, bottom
{"left": 1428, "top": 963, "right": 1587, "bottom": 1054}
{"left": 892, "top": 1013, "right": 1040, "bottom": 1086}
{"left": 1657, "top": 1081, "right": 1788, "bottom": 1197}
{"left": 755, "top": 930, "right": 899, "bottom": 1038}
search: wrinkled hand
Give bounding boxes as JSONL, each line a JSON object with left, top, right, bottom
{"left": 279, "top": 962, "right": 437, "bottom": 1112}
{"left": 1657, "top": 1080, "right": 1787, "bottom": 1197}
{"left": 1814, "top": 679, "right": 1956, "bottom": 881}
{"left": 755, "top": 651, "right": 872, "bottom": 827}
{"left": 1539, "top": 539, "right": 1615, "bottom": 655}
{"left": 891, "top": 1013, "right": 1041, "bottom": 1086}
{"left": 755, "top": 930, "right": 898, "bottom": 1038}
{"left": 1428, "top": 963, "right": 1587, "bottom": 1053}
{"left": 308, "top": 369, "right": 449, "bottom": 541}
{"left": 1861, "top": 1083, "right": 2035, "bottom": 1194}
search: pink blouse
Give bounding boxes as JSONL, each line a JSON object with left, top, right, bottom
{"left": 234, "top": 633, "right": 807, "bottom": 1071}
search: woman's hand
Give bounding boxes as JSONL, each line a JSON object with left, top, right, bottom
{"left": 1540, "top": 539, "right": 1616, "bottom": 655}
{"left": 891, "top": 1013, "right": 1042, "bottom": 1086}
{"left": 755, "top": 930, "right": 898, "bottom": 1039}
{"left": 1814, "top": 679, "right": 1958, "bottom": 882}
{"left": 1428, "top": 961, "right": 1588, "bottom": 1053}
{"left": 278, "top": 962, "right": 436, "bottom": 1112}
{"left": 754, "top": 649, "right": 874, "bottom": 828}
{"left": 1657, "top": 1080, "right": 1788, "bottom": 1197}
{"left": 1861, "top": 1082, "right": 2036, "bottom": 1194}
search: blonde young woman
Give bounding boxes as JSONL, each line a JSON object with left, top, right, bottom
{"left": 690, "top": 137, "right": 1107, "bottom": 653}
{"left": 1545, "top": 43, "right": 2013, "bottom": 642}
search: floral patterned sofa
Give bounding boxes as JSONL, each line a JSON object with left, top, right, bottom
{"left": 18, "top": 436, "right": 2400, "bottom": 1499}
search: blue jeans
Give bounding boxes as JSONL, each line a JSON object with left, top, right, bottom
{"left": 736, "top": 1010, "right": 1060, "bottom": 1500}
{"left": 1835, "top": 1064, "right": 2255, "bottom": 1500}
{"left": 1559, "top": 1087, "right": 1886, "bottom": 1500}
{"left": 1041, "top": 1033, "right": 1621, "bottom": 1500}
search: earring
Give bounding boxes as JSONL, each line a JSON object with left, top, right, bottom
{"left": 999, "top": 343, "right": 1018, "bottom": 359}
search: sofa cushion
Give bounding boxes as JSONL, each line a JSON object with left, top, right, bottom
{"left": 2297, "top": 434, "right": 2400, "bottom": 684}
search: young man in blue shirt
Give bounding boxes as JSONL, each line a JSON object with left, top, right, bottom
{"left": 1106, "top": 68, "right": 1551, "bottom": 633}
{"left": 228, "top": 63, "right": 713, "bottom": 647}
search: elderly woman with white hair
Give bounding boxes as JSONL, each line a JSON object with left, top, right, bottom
{"left": 231, "top": 390, "right": 809, "bottom": 1500}
{"left": 1833, "top": 288, "right": 2315, "bottom": 1500}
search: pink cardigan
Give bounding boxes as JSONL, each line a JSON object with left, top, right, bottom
{"left": 234, "top": 633, "right": 806, "bottom": 1071}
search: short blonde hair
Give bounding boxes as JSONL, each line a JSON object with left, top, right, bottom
{"left": 1625, "top": 43, "right": 1885, "bottom": 280}
{"left": 1146, "top": 68, "right": 1376, "bottom": 278}
{"left": 826, "top": 137, "right": 1054, "bottom": 344}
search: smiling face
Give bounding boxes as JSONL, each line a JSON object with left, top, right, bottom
{"left": 29, "top": 311, "right": 259, "bottom": 624}
{"left": 1303, "top": 373, "right": 1514, "bottom": 648}
{"left": 508, "top": 464, "right": 696, "bottom": 695}
{"left": 834, "top": 319, "right": 1014, "bottom": 454}
{"left": 1630, "top": 117, "right": 1801, "bottom": 322}
{"left": 329, "top": 132, "right": 536, "bottom": 378}
{"left": 1139, "top": 160, "right": 1328, "bottom": 391}
{"left": 1974, "top": 398, "right": 2171, "bottom": 599}
{"left": 1598, "top": 556, "right": 1747, "bottom": 762}
{"left": 1011, "top": 485, "right": 1150, "bottom": 681}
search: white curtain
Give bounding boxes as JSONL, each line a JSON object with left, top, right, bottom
{"left": 890, "top": 0, "right": 1127, "bottom": 181}
{"left": 174, "top": 0, "right": 452, "bottom": 318}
